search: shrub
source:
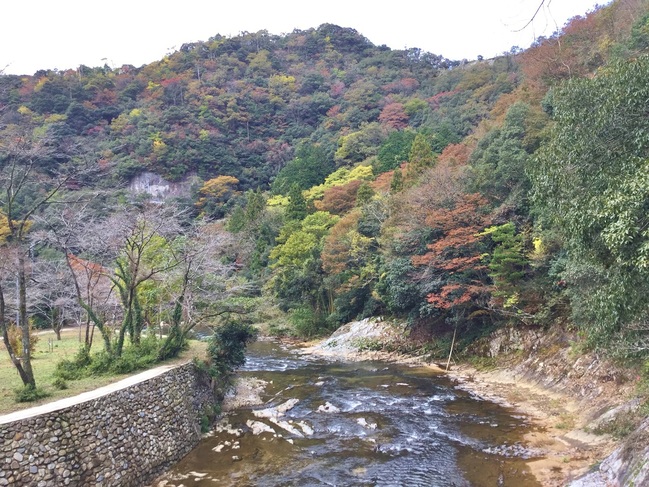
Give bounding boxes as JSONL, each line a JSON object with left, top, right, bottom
{"left": 54, "top": 346, "right": 92, "bottom": 381}
{"left": 52, "top": 377, "right": 68, "bottom": 390}
{"left": 7, "top": 323, "right": 39, "bottom": 355}
{"left": 207, "top": 321, "right": 258, "bottom": 380}
{"left": 14, "top": 385, "right": 50, "bottom": 403}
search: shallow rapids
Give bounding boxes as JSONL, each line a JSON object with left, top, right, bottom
{"left": 157, "top": 340, "right": 543, "bottom": 486}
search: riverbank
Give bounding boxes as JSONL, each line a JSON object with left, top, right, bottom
{"left": 299, "top": 318, "right": 646, "bottom": 486}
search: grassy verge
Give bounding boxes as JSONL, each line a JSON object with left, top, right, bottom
{"left": 0, "top": 328, "right": 207, "bottom": 415}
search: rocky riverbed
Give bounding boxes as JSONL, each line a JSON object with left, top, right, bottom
{"left": 300, "top": 318, "right": 648, "bottom": 486}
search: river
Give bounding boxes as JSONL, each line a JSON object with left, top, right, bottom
{"left": 157, "top": 340, "right": 543, "bottom": 486}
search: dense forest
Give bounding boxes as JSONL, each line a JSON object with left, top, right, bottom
{"left": 2, "top": 0, "right": 649, "bottom": 395}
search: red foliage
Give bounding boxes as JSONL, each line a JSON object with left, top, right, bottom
{"left": 330, "top": 81, "right": 346, "bottom": 98}
{"left": 160, "top": 76, "right": 183, "bottom": 88}
{"left": 378, "top": 102, "right": 409, "bottom": 129}
{"left": 412, "top": 193, "right": 491, "bottom": 311}
{"left": 382, "top": 77, "right": 420, "bottom": 94}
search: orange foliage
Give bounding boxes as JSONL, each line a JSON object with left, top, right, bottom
{"left": 411, "top": 193, "right": 491, "bottom": 311}
{"left": 314, "top": 180, "right": 362, "bottom": 215}
{"left": 370, "top": 170, "right": 395, "bottom": 193}
{"left": 437, "top": 143, "right": 471, "bottom": 167}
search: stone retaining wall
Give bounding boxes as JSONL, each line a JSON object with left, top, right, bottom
{"left": 0, "top": 363, "right": 215, "bottom": 486}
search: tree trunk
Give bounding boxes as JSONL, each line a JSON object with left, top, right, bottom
{"left": 18, "top": 255, "right": 36, "bottom": 388}
{"left": 0, "top": 282, "right": 33, "bottom": 386}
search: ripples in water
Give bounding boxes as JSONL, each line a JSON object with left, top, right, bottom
{"left": 158, "top": 340, "right": 543, "bottom": 487}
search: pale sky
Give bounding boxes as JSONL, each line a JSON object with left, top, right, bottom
{"left": 2, "top": 0, "right": 608, "bottom": 76}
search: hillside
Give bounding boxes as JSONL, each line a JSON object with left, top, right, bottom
{"left": 1, "top": 2, "right": 649, "bottom": 481}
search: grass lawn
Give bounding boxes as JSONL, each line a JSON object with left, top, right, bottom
{"left": 0, "top": 328, "right": 207, "bottom": 416}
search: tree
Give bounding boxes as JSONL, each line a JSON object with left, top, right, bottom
{"left": 412, "top": 194, "right": 490, "bottom": 317}
{"left": 34, "top": 199, "right": 121, "bottom": 351}
{"left": 531, "top": 55, "right": 649, "bottom": 352}
{"left": 379, "top": 102, "right": 409, "bottom": 129}
{"left": 405, "top": 133, "right": 435, "bottom": 183}
{"left": 157, "top": 222, "right": 256, "bottom": 360}
{"left": 196, "top": 175, "right": 240, "bottom": 219}
{"left": 285, "top": 183, "right": 307, "bottom": 221}
{"left": 479, "top": 222, "right": 528, "bottom": 309}
{"left": 375, "top": 130, "right": 416, "bottom": 173}
{"left": 314, "top": 180, "right": 362, "bottom": 215}
{"left": 0, "top": 123, "right": 73, "bottom": 389}
{"left": 269, "top": 211, "right": 339, "bottom": 317}
{"left": 107, "top": 207, "right": 182, "bottom": 356}
{"left": 271, "top": 143, "right": 333, "bottom": 194}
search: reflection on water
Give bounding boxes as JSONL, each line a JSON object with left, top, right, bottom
{"left": 158, "top": 340, "right": 542, "bottom": 487}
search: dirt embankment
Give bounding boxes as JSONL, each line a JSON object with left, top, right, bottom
{"left": 302, "top": 318, "right": 649, "bottom": 487}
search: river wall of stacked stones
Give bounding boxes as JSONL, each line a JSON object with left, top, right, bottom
{"left": 0, "top": 363, "right": 214, "bottom": 486}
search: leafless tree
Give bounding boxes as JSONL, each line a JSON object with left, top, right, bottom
{"left": 157, "top": 221, "right": 257, "bottom": 360}
{"left": 0, "top": 124, "right": 75, "bottom": 388}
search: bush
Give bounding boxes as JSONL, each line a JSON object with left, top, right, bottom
{"left": 207, "top": 321, "right": 258, "bottom": 380}
{"left": 289, "top": 307, "right": 328, "bottom": 338}
{"left": 7, "top": 323, "right": 39, "bottom": 355}
{"left": 52, "top": 377, "right": 68, "bottom": 390}
{"left": 14, "top": 385, "right": 50, "bottom": 403}
{"left": 55, "top": 346, "right": 92, "bottom": 381}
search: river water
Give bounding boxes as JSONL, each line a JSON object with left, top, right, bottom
{"left": 158, "top": 340, "right": 543, "bottom": 486}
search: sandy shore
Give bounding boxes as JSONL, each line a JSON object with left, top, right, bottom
{"left": 447, "top": 365, "right": 618, "bottom": 486}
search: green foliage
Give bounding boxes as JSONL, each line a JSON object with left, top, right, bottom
{"left": 479, "top": 222, "right": 528, "bottom": 305}
{"left": 334, "top": 122, "right": 386, "bottom": 165}
{"left": 531, "top": 56, "right": 649, "bottom": 353}
{"left": 14, "top": 385, "right": 50, "bottom": 403}
{"left": 285, "top": 184, "right": 308, "bottom": 221}
{"left": 374, "top": 130, "right": 416, "bottom": 173}
{"left": 469, "top": 102, "right": 539, "bottom": 209}
{"left": 54, "top": 346, "right": 92, "bottom": 381}
{"left": 408, "top": 133, "right": 435, "bottom": 169}
{"left": 207, "top": 321, "right": 258, "bottom": 378}
{"left": 271, "top": 144, "right": 333, "bottom": 194}
{"left": 376, "top": 257, "right": 423, "bottom": 315}
{"left": 289, "top": 307, "right": 329, "bottom": 337}
{"left": 390, "top": 168, "right": 403, "bottom": 192}
{"left": 629, "top": 12, "right": 649, "bottom": 52}
{"left": 52, "top": 377, "right": 68, "bottom": 390}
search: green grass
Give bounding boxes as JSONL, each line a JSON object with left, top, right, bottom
{"left": 0, "top": 328, "right": 207, "bottom": 415}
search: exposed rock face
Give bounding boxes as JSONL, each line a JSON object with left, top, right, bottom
{"left": 128, "top": 172, "right": 195, "bottom": 203}
{"left": 568, "top": 418, "right": 649, "bottom": 487}
{"left": 0, "top": 363, "right": 214, "bottom": 487}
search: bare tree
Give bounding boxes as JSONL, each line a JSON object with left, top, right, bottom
{"left": 0, "top": 124, "right": 75, "bottom": 388}
{"left": 157, "top": 221, "right": 256, "bottom": 360}
{"left": 35, "top": 200, "right": 119, "bottom": 352}
{"left": 30, "top": 258, "right": 75, "bottom": 341}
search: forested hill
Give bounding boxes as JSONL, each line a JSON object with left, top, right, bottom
{"left": 0, "top": 24, "right": 464, "bottom": 188}
{"left": 2, "top": 0, "right": 649, "bottom": 364}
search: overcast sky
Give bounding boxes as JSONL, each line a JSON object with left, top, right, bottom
{"left": 2, "top": 0, "right": 608, "bottom": 76}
